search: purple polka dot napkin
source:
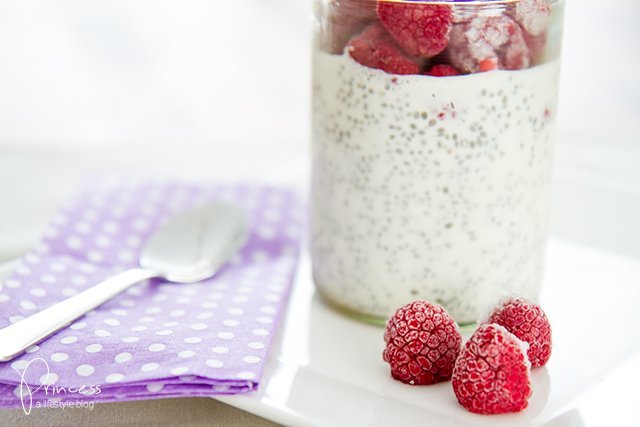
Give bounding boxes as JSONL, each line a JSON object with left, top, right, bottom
{"left": 0, "top": 180, "right": 303, "bottom": 408}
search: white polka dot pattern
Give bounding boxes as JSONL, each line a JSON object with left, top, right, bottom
{"left": 0, "top": 182, "right": 302, "bottom": 405}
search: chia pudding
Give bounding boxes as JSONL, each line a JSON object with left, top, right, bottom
{"left": 311, "top": 0, "right": 564, "bottom": 324}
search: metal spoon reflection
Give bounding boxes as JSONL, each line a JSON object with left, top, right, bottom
{"left": 0, "top": 202, "right": 248, "bottom": 362}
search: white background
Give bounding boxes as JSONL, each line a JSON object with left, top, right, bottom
{"left": 0, "top": 0, "right": 310, "bottom": 147}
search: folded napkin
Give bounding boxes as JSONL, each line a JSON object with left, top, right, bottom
{"left": 0, "top": 180, "right": 303, "bottom": 408}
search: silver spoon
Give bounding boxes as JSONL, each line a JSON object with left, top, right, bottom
{"left": 0, "top": 202, "right": 248, "bottom": 362}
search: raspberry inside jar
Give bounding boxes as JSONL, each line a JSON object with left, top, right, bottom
{"left": 311, "top": 0, "right": 565, "bottom": 324}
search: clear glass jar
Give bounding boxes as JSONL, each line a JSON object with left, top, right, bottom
{"left": 310, "top": 0, "right": 565, "bottom": 324}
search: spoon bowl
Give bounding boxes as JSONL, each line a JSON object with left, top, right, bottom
{"left": 0, "top": 201, "right": 249, "bottom": 362}
{"left": 141, "top": 202, "right": 248, "bottom": 283}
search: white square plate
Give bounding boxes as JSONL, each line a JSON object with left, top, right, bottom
{"left": 216, "top": 238, "right": 640, "bottom": 426}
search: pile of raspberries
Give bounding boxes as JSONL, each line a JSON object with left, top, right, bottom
{"left": 325, "top": 0, "right": 552, "bottom": 76}
{"left": 383, "top": 297, "right": 552, "bottom": 414}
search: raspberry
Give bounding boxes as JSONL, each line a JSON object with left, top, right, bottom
{"left": 500, "top": 23, "right": 531, "bottom": 70}
{"left": 383, "top": 300, "right": 462, "bottom": 385}
{"left": 347, "top": 23, "right": 423, "bottom": 75}
{"left": 484, "top": 297, "right": 552, "bottom": 367}
{"left": 524, "top": 32, "right": 547, "bottom": 65}
{"left": 452, "top": 324, "right": 532, "bottom": 414}
{"left": 376, "top": 1, "right": 453, "bottom": 58}
{"left": 478, "top": 58, "right": 498, "bottom": 72}
{"left": 447, "top": 15, "right": 531, "bottom": 72}
{"left": 323, "top": 0, "right": 378, "bottom": 54}
{"left": 425, "top": 64, "right": 461, "bottom": 77}
{"left": 512, "top": 0, "right": 551, "bottom": 37}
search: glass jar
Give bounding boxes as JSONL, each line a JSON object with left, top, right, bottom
{"left": 310, "top": 0, "right": 565, "bottom": 324}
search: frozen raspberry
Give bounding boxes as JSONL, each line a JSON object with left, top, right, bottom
{"left": 383, "top": 300, "right": 462, "bottom": 385}
{"left": 452, "top": 324, "right": 532, "bottom": 414}
{"left": 347, "top": 23, "right": 423, "bottom": 75}
{"left": 524, "top": 32, "right": 547, "bottom": 64}
{"left": 500, "top": 23, "right": 531, "bottom": 70}
{"left": 484, "top": 297, "right": 552, "bottom": 367}
{"left": 447, "top": 15, "right": 531, "bottom": 72}
{"left": 376, "top": 1, "right": 453, "bottom": 58}
{"left": 323, "top": 0, "right": 378, "bottom": 54}
{"left": 426, "top": 64, "right": 461, "bottom": 77}
{"left": 512, "top": 0, "right": 551, "bottom": 36}
{"left": 446, "top": 22, "right": 491, "bottom": 73}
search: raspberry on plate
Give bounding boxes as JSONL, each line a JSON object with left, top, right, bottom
{"left": 383, "top": 300, "right": 462, "bottom": 385}
{"left": 452, "top": 323, "right": 532, "bottom": 414}
{"left": 425, "top": 64, "right": 461, "bottom": 77}
{"left": 484, "top": 297, "right": 552, "bottom": 367}
{"left": 347, "top": 23, "right": 423, "bottom": 75}
{"left": 376, "top": 1, "right": 453, "bottom": 58}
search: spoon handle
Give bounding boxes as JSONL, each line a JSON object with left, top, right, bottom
{"left": 0, "top": 268, "right": 157, "bottom": 362}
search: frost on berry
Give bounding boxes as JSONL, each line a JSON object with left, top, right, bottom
{"left": 501, "top": 24, "right": 531, "bottom": 70}
{"left": 452, "top": 324, "right": 532, "bottom": 414}
{"left": 512, "top": 0, "right": 551, "bottom": 37}
{"left": 383, "top": 301, "right": 461, "bottom": 385}
{"left": 485, "top": 297, "right": 552, "bottom": 367}
{"left": 447, "top": 15, "right": 531, "bottom": 73}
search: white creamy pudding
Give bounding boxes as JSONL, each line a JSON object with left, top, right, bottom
{"left": 311, "top": 52, "right": 560, "bottom": 323}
